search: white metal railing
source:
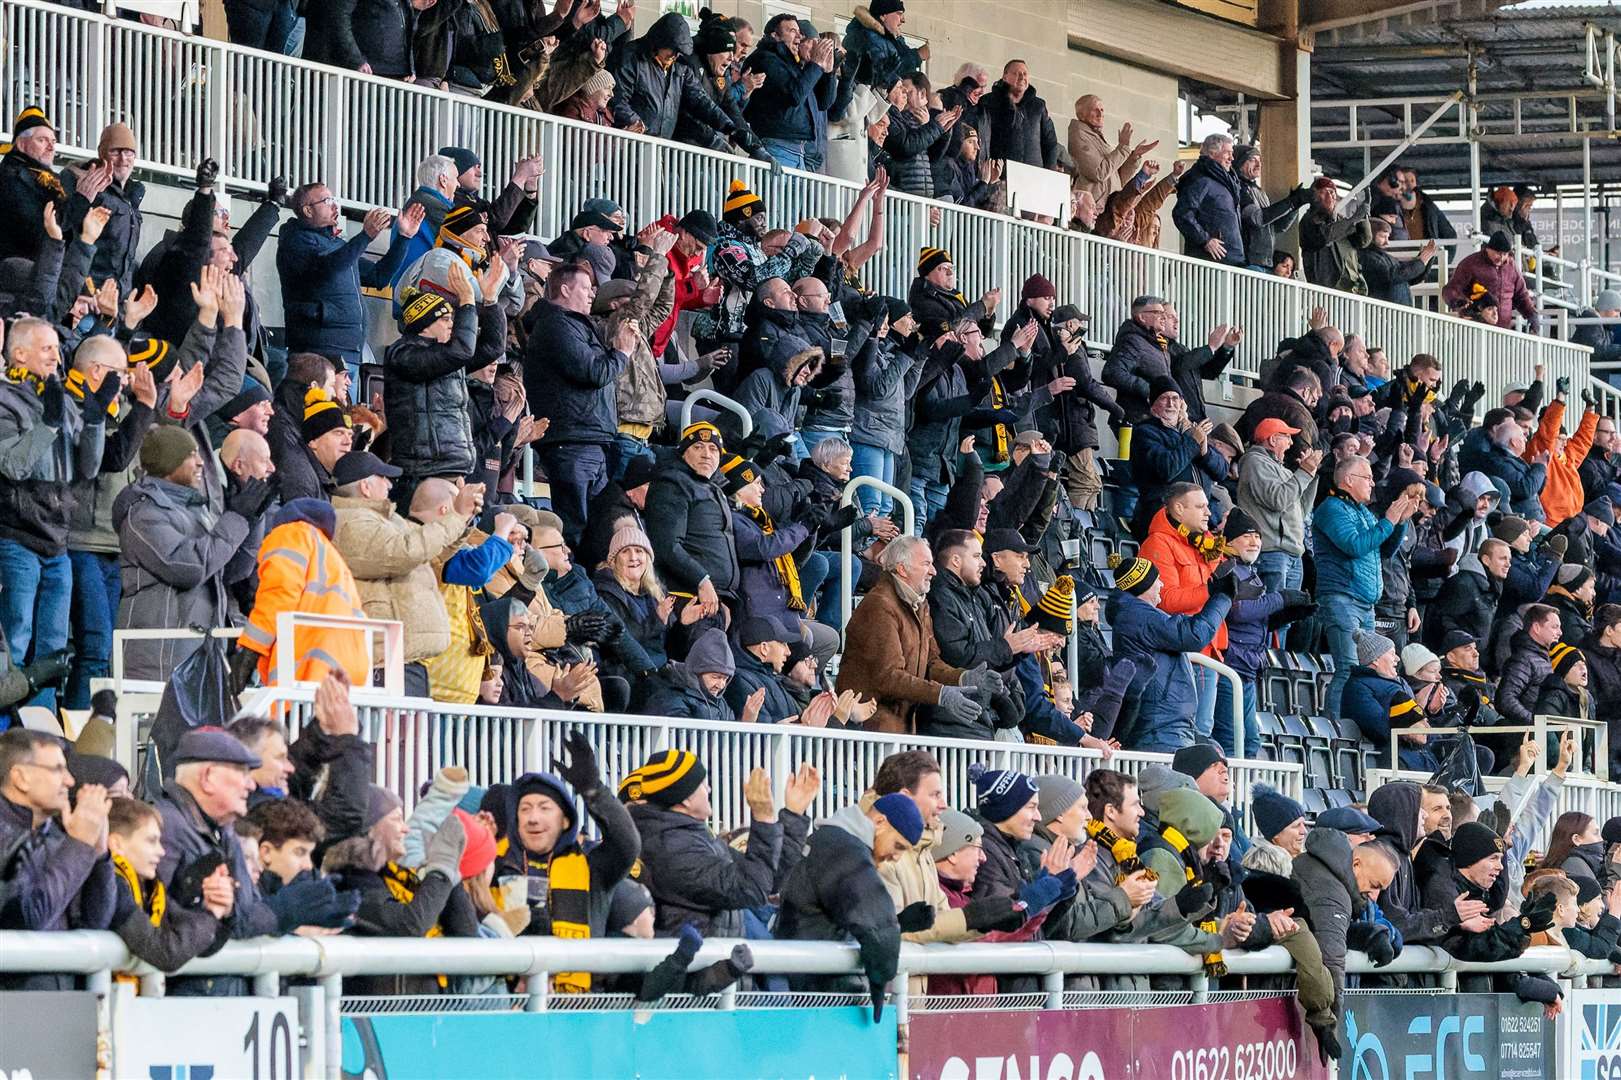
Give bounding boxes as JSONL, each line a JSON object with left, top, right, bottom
{"left": 837, "top": 476, "right": 914, "bottom": 639}
{"left": 229, "top": 687, "right": 1303, "bottom": 838}
{"left": 678, "top": 388, "right": 753, "bottom": 440}
{"left": 0, "top": 932, "right": 1608, "bottom": 1079}
{"left": 0, "top": 0, "right": 1593, "bottom": 398}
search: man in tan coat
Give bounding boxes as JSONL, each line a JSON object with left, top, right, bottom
{"left": 329, "top": 451, "right": 484, "bottom": 697}
{"left": 1067, "top": 94, "right": 1158, "bottom": 206}
{"left": 836, "top": 536, "right": 998, "bottom": 733}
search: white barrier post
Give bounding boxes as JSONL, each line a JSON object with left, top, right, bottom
{"left": 838, "top": 477, "right": 917, "bottom": 645}
{"left": 1187, "top": 652, "right": 1246, "bottom": 760}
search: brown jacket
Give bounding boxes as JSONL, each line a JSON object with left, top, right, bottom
{"left": 836, "top": 574, "right": 963, "bottom": 733}
{"left": 1067, "top": 120, "right": 1138, "bottom": 205}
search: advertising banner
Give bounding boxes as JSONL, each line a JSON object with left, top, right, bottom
{"left": 111, "top": 990, "right": 299, "bottom": 1080}
{"left": 0, "top": 990, "right": 100, "bottom": 1078}
{"left": 339, "top": 1006, "right": 897, "bottom": 1079}
{"left": 1563, "top": 988, "right": 1621, "bottom": 1080}
{"left": 909, "top": 996, "right": 1331, "bottom": 1080}
{"left": 1340, "top": 991, "right": 1554, "bottom": 1080}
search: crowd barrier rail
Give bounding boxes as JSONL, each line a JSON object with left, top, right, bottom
{"left": 0, "top": 931, "right": 1611, "bottom": 1078}
{"left": 225, "top": 686, "right": 1305, "bottom": 837}
{"left": 0, "top": 0, "right": 1595, "bottom": 405}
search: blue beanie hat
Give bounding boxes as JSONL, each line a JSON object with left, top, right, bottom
{"left": 968, "top": 762, "right": 1038, "bottom": 825}
{"left": 873, "top": 793, "right": 925, "bottom": 846}
{"left": 1251, "top": 784, "right": 1306, "bottom": 841}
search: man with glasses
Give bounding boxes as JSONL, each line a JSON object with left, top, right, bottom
{"left": 0, "top": 729, "right": 113, "bottom": 952}
{"left": 1312, "top": 456, "right": 1420, "bottom": 719}
{"left": 62, "top": 122, "right": 144, "bottom": 296}
{"left": 1580, "top": 413, "right": 1621, "bottom": 504}
{"left": 1102, "top": 294, "right": 1174, "bottom": 422}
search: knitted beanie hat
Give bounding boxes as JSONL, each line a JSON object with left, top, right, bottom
{"left": 969, "top": 763, "right": 1038, "bottom": 825}
{"left": 1355, "top": 629, "right": 1396, "bottom": 668}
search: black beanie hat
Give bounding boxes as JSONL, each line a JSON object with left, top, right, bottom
{"left": 1452, "top": 821, "right": 1506, "bottom": 868}
{"left": 1223, "top": 507, "right": 1260, "bottom": 540}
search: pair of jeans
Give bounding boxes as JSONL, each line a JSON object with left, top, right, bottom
{"left": 814, "top": 548, "right": 850, "bottom": 631}
{"left": 1255, "top": 549, "right": 1304, "bottom": 594}
{"left": 1320, "top": 592, "right": 1374, "bottom": 720}
{"left": 850, "top": 443, "right": 896, "bottom": 515}
{"left": 800, "top": 428, "right": 850, "bottom": 458}
{"left": 0, "top": 539, "right": 73, "bottom": 713}
{"left": 67, "top": 550, "right": 121, "bottom": 709}
{"left": 612, "top": 434, "right": 657, "bottom": 481}
{"left": 1212, "top": 676, "right": 1259, "bottom": 758}
{"left": 1192, "top": 663, "right": 1218, "bottom": 739}
{"left": 761, "top": 139, "right": 812, "bottom": 170}
{"left": 908, "top": 475, "right": 948, "bottom": 534}
{"left": 538, "top": 442, "right": 610, "bottom": 547}
{"left": 223, "top": 0, "right": 296, "bottom": 52}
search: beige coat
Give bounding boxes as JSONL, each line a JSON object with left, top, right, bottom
{"left": 860, "top": 789, "right": 976, "bottom": 995}
{"left": 331, "top": 497, "right": 470, "bottom": 663}
{"left": 1067, "top": 119, "right": 1138, "bottom": 205}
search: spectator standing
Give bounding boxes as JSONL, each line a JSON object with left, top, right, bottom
{"left": 744, "top": 14, "right": 840, "bottom": 170}
{"left": 1067, "top": 96, "right": 1156, "bottom": 208}
{"left": 1237, "top": 417, "right": 1322, "bottom": 595}
{"left": 60, "top": 123, "right": 144, "bottom": 297}
{"left": 1216, "top": 509, "right": 1298, "bottom": 754}
{"left": 984, "top": 60, "right": 1058, "bottom": 170}
{"left": 1442, "top": 232, "right": 1539, "bottom": 333}
{"left": 1299, "top": 179, "right": 1373, "bottom": 294}
{"left": 0, "top": 317, "right": 108, "bottom": 711}
{"left": 1426, "top": 538, "right": 1509, "bottom": 652}
{"left": 611, "top": 13, "right": 759, "bottom": 152}
{"left": 883, "top": 73, "right": 956, "bottom": 198}
{"left": 1233, "top": 145, "right": 1308, "bottom": 273}
{"left": 277, "top": 183, "right": 424, "bottom": 367}
{"left": 525, "top": 262, "right": 639, "bottom": 547}
{"left": 1101, "top": 295, "right": 1172, "bottom": 423}
{"left": 1528, "top": 393, "right": 1599, "bottom": 528}
{"left": 1579, "top": 407, "right": 1621, "bottom": 502}
{"left": 442, "top": 145, "right": 542, "bottom": 237}
{"left": 0, "top": 107, "right": 79, "bottom": 264}
{"left": 112, "top": 426, "right": 273, "bottom": 681}
{"left": 1495, "top": 603, "right": 1562, "bottom": 738}
{"left": 1313, "top": 457, "right": 1419, "bottom": 719}
{"left": 1172, "top": 134, "right": 1244, "bottom": 267}
{"left": 840, "top": 0, "right": 924, "bottom": 99}
{"left": 597, "top": 232, "right": 676, "bottom": 476}
{"left": 1362, "top": 220, "right": 1437, "bottom": 306}
{"left": 1128, "top": 382, "right": 1226, "bottom": 539}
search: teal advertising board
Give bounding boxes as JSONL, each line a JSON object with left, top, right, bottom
{"left": 340, "top": 1006, "right": 898, "bottom": 1079}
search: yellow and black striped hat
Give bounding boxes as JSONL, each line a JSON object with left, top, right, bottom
{"left": 127, "top": 334, "right": 173, "bottom": 375}
{"left": 722, "top": 179, "right": 763, "bottom": 224}
{"left": 1113, "top": 557, "right": 1159, "bottom": 597}
{"left": 401, "top": 288, "right": 453, "bottom": 333}
{"left": 301, "top": 386, "right": 349, "bottom": 442}
{"left": 1033, "top": 575, "right": 1075, "bottom": 636}
{"left": 720, "top": 454, "right": 762, "bottom": 496}
{"left": 679, "top": 420, "right": 725, "bottom": 452}
{"left": 0, "top": 106, "right": 52, "bottom": 155}
{"left": 618, "top": 750, "right": 707, "bottom": 807}
{"left": 917, "top": 246, "right": 951, "bottom": 277}
{"left": 1550, "top": 642, "right": 1586, "bottom": 679}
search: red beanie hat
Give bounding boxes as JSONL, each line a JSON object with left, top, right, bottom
{"left": 455, "top": 808, "right": 497, "bottom": 880}
{"left": 1021, "top": 273, "right": 1056, "bottom": 301}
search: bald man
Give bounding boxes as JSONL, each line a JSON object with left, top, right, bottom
{"left": 221, "top": 428, "right": 275, "bottom": 482}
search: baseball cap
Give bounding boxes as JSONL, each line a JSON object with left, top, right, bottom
{"left": 1254, "top": 418, "right": 1301, "bottom": 441}
{"left": 333, "top": 450, "right": 403, "bottom": 487}
{"left": 982, "top": 528, "right": 1039, "bottom": 558}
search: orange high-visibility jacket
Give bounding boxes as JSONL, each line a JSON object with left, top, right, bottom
{"left": 241, "top": 519, "right": 371, "bottom": 686}
{"left": 1526, "top": 399, "right": 1598, "bottom": 527}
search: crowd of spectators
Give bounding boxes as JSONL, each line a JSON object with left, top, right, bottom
{"left": 0, "top": 8, "right": 1618, "bottom": 1022}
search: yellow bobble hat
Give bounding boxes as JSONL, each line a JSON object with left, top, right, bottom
{"left": 720, "top": 454, "right": 762, "bottom": 496}
{"left": 401, "top": 288, "right": 453, "bottom": 333}
{"left": 722, "top": 179, "right": 763, "bottom": 225}
{"left": 1034, "top": 575, "right": 1076, "bottom": 636}
{"left": 618, "top": 750, "right": 707, "bottom": 806}
{"left": 300, "top": 386, "right": 349, "bottom": 442}
{"left": 917, "top": 246, "right": 951, "bottom": 277}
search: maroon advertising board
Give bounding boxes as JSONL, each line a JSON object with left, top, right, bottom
{"left": 910, "top": 996, "right": 1332, "bottom": 1080}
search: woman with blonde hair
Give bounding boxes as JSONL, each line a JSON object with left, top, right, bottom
{"left": 593, "top": 525, "right": 702, "bottom": 699}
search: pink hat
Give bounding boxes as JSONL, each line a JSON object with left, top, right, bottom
{"left": 607, "top": 525, "right": 653, "bottom": 563}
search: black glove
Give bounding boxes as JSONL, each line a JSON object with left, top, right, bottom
{"left": 1175, "top": 880, "right": 1214, "bottom": 917}
{"left": 824, "top": 503, "right": 862, "bottom": 533}
{"left": 756, "top": 432, "right": 796, "bottom": 466}
{"left": 1347, "top": 920, "right": 1396, "bottom": 966}
{"left": 1466, "top": 381, "right": 1486, "bottom": 409}
{"left": 20, "top": 650, "right": 71, "bottom": 694}
{"left": 897, "top": 901, "right": 936, "bottom": 933}
{"left": 962, "top": 894, "right": 1026, "bottom": 933}
{"left": 564, "top": 610, "right": 612, "bottom": 645}
{"left": 168, "top": 851, "right": 227, "bottom": 908}
{"left": 265, "top": 176, "right": 289, "bottom": 206}
{"left": 1521, "top": 890, "right": 1558, "bottom": 933}
{"left": 553, "top": 730, "right": 602, "bottom": 795}
{"left": 227, "top": 477, "right": 276, "bottom": 519}
{"left": 195, "top": 157, "right": 219, "bottom": 191}
{"left": 1207, "top": 564, "right": 1237, "bottom": 599}
{"left": 1205, "top": 858, "right": 1232, "bottom": 892}
{"left": 1557, "top": 375, "right": 1571, "bottom": 396}
{"left": 1279, "top": 589, "right": 1310, "bottom": 608}
{"left": 228, "top": 646, "right": 259, "bottom": 696}
{"left": 41, "top": 378, "right": 66, "bottom": 427}
{"left": 1309, "top": 1020, "right": 1343, "bottom": 1067}
{"left": 868, "top": 977, "right": 887, "bottom": 1023}
{"left": 264, "top": 876, "right": 359, "bottom": 933}
{"left": 82, "top": 372, "right": 121, "bottom": 424}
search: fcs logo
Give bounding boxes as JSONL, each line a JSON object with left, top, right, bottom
{"left": 1346, "top": 1011, "right": 1391, "bottom": 1080}
{"left": 1344, "top": 1010, "right": 1488, "bottom": 1080}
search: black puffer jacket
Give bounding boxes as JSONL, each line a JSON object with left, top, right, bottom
{"left": 628, "top": 801, "right": 806, "bottom": 937}
{"left": 384, "top": 302, "right": 507, "bottom": 479}
{"left": 1100, "top": 317, "right": 1172, "bottom": 422}
{"left": 645, "top": 461, "right": 740, "bottom": 596}
{"left": 776, "top": 805, "right": 902, "bottom": 994}
{"left": 982, "top": 81, "right": 1057, "bottom": 168}
{"left": 61, "top": 167, "right": 145, "bottom": 296}
{"left": 1012, "top": 307, "right": 1123, "bottom": 453}
{"left": 609, "top": 14, "right": 740, "bottom": 143}
{"left": 0, "top": 147, "right": 80, "bottom": 262}
{"left": 1494, "top": 629, "right": 1555, "bottom": 727}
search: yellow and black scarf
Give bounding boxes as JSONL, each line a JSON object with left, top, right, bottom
{"left": 744, "top": 505, "right": 805, "bottom": 610}
{"left": 5, "top": 366, "right": 45, "bottom": 395}
{"left": 988, "top": 377, "right": 1010, "bottom": 463}
{"left": 1161, "top": 826, "right": 1226, "bottom": 977}
{"left": 1025, "top": 652, "right": 1060, "bottom": 746}
{"left": 382, "top": 862, "right": 450, "bottom": 988}
{"left": 1086, "top": 820, "right": 1156, "bottom": 882}
{"left": 526, "top": 849, "right": 594, "bottom": 993}
{"left": 64, "top": 367, "right": 118, "bottom": 419}
{"left": 113, "top": 854, "right": 166, "bottom": 928}
{"left": 1173, "top": 520, "right": 1235, "bottom": 564}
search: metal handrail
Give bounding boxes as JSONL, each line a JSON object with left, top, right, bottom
{"left": 678, "top": 388, "right": 753, "bottom": 441}
{"left": 272, "top": 611, "right": 406, "bottom": 696}
{"left": 837, "top": 477, "right": 915, "bottom": 643}
{"left": 1187, "top": 652, "right": 1247, "bottom": 759}
{"left": 1385, "top": 714, "right": 1610, "bottom": 782}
